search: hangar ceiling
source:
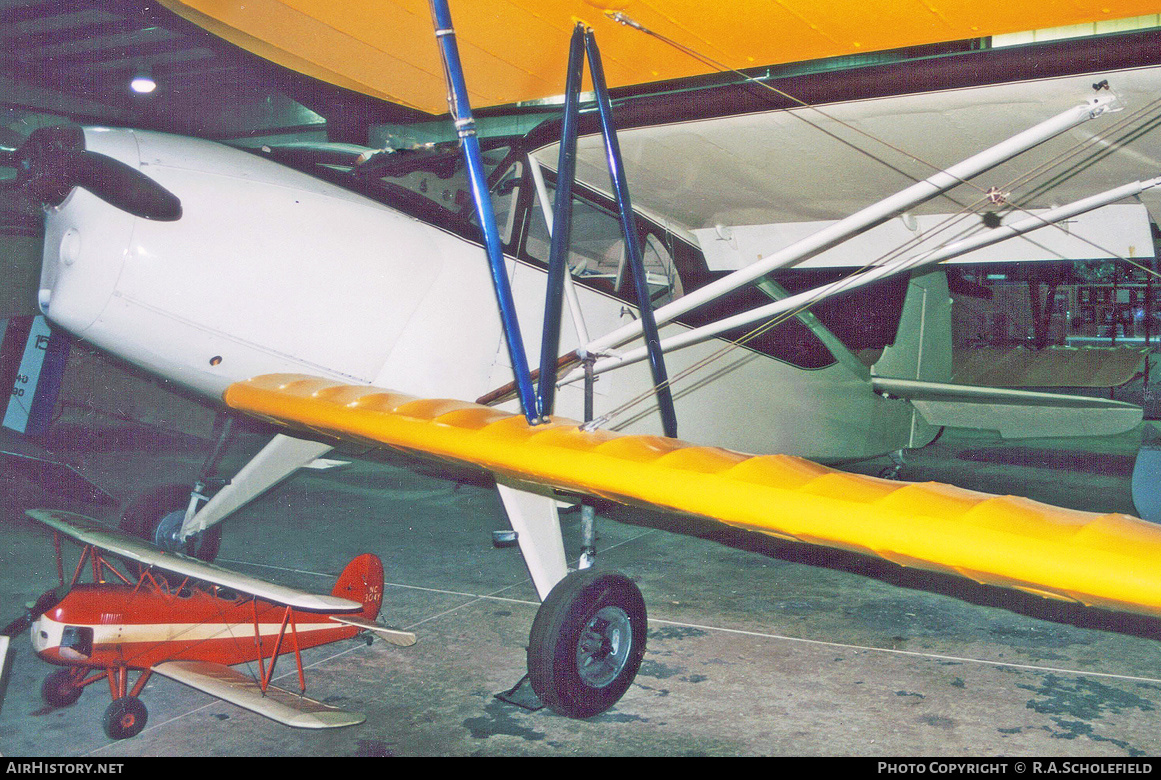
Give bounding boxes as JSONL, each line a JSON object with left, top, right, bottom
{"left": 0, "top": 0, "right": 434, "bottom": 231}
{"left": 0, "top": 0, "right": 425, "bottom": 141}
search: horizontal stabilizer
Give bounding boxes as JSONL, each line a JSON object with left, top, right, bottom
{"left": 225, "top": 374, "right": 1161, "bottom": 619}
{"left": 25, "top": 509, "right": 363, "bottom": 613}
{"left": 871, "top": 376, "right": 1143, "bottom": 438}
{"left": 330, "top": 615, "right": 417, "bottom": 646}
{"left": 153, "top": 660, "right": 364, "bottom": 729}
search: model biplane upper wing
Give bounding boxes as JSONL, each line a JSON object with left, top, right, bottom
{"left": 155, "top": 0, "right": 1161, "bottom": 113}
{"left": 26, "top": 508, "right": 363, "bottom": 613}
{"left": 226, "top": 373, "right": 1161, "bottom": 619}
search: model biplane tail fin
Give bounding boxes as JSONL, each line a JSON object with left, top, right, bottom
{"left": 332, "top": 553, "right": 384, "bottom": 621}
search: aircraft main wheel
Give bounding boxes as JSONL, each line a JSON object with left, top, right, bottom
{"left": 527, "top": 570, "right": 647, "bottom": 719}
{"left": 102, "top": 696, "right": 147, "bottom": 740}
{"left": 41, "top": 668, "right": 83, "bottom": 707}
{"left": 118, "top": 482, "right": 221, "bottom": 562}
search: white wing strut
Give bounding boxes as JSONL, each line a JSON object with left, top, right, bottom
{"left": 495, "top": 481, "right": 569, "bottom": 600}
{"left": 570, "top": 175, "right": 1161, "bottom": 382}
{"left": 179, "top": 432, "right": 334, "bottom": 538}
{"left": 580, "top": 95, "right": 1119, "bottom": 359}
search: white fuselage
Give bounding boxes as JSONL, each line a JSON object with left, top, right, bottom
{"left": 37, "top": 127, "right": 920, "bottom": 461}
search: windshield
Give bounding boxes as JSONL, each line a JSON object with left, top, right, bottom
{"left": 245, "top": 139, "right": 517, "bottom": 241}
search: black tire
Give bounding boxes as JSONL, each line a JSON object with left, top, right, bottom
{"left": 41, "top": 668, "right": 83, "bottom": 708}
{"left": 102, "top": 696, "right": 147, "bottom": 740}
{"left": 117, "top": 482, "right": 221, "bottom": 562}
{"left": 527, "top": 570, "right": 647, "bottom": 719}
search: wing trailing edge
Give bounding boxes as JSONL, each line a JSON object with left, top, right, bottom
{"left": 225, "top": 373, "right": 1161, "bottom": 617}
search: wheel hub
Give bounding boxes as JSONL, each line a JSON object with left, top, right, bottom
{"left": 575, "top": 606, "right": 632, "bottom": 688}
{"left": 152, "top": 510, "right": 187, "bottom": 552}
{"left": 153, "top": 509, "right": 209, "bottom": 556}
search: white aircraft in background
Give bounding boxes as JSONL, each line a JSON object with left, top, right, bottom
{"left": 4, "top": 0, "right": 1161, "bottom": 719}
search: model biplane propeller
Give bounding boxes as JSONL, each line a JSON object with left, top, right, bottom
{"left": 5, "top": 0, "right": 1161, "bottom": 719}
{"left": 0, "top": 509, "right": 413, "bottom": 739}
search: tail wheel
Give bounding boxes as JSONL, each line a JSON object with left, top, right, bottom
{"left": 527, "top": 570, "right": 647, "bottom": 719}
{"left": 41, "top": 668, "right": 83, "bottom": 707}
{"left": 102, "top": 696, "right": 147, "bottom": 740}
{"left": 117, "top": 482, "right": 221, "bottom": 562}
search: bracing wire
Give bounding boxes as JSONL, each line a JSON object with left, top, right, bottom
{"left": 587, "top": 12, "right": 1161, "bottom": 429}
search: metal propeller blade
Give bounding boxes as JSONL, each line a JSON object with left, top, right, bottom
{"left": 1, "top": 584, "right": 69, "bottom": 639}
{"left": 3, "top": 125, "right": 181, "bottom": 221}
{"left": 0, "top": 584, "right": 68, "bottom": 717}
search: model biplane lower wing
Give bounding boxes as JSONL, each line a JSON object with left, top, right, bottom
{"left": 25, "top": 509, "right": 363, "bottom": 614}
{"left": 153, "top": 660, "right": 365, "bottom": 729}
{"left": 225, "top": 373, "right": 1161, "bottom": 619}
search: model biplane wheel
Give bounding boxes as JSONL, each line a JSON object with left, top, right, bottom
{"left": 117, "top": 482, "right": 221, "bottom": 562}
{"left": 527, "top": 570, "right": 646, "bottom": 719}
{"left": 102, "top": 696, "right": 147, "bottom": 740}
{"left": 41, "top": 668, "right": 84, "bottom": 708}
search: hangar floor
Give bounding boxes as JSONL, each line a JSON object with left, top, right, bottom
{"left": 1, "top": 413, "right": 1160, "bottom": 757}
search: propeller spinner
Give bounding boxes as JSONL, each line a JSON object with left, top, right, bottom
{"left": 2, "top": 125, "right": 182, "bottom": 221}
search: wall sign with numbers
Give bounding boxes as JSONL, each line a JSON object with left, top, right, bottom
{"left": 0, "top": 315, "right": 71, "bottom": 437}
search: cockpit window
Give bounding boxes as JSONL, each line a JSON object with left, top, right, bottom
{"left": 523, "top": 181, "right": 683, "bottom": 306}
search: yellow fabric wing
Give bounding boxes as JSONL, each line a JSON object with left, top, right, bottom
{"left": 226, "top": 374, "right": 1161, "bottom": 618}
{"left": 157, "top": 1, "right": 1161, "bottom": 113}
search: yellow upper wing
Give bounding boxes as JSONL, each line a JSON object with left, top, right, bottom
{"left": 158, "top": 0, "right": 1161, "bottom": 113}
{"left": 226, "top": 373, "right": 1161, "bottom": 618}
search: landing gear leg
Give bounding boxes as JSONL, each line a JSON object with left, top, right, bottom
{"left": 116, "top": 414, "right": 238, "bottom": 560}
{"left": 877, "top": 448, "right": 910, "bottom": 480}
{"left": 578, "top": 503, "right": 596, "bottom": 569}
{"left": 527, "top": 569, "right": 646, "bottom": 718}
{"left": 118, "top": 482, "right": 222, "bottom": 562}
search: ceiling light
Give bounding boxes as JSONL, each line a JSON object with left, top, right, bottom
{"left": 130, "top": 68, "right": 156, "bottom": 94}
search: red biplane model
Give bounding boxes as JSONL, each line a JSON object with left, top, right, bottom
{"left": 0, "top": 508, "right": 414, "bottom": 739}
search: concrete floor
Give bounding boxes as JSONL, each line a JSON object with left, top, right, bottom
{"left": 2, "top": 415, "right": 1161, "bottom": 757}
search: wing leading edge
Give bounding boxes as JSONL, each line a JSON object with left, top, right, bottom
{"left": 226, "top": 373, "right": 1161, "bottom": 618}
